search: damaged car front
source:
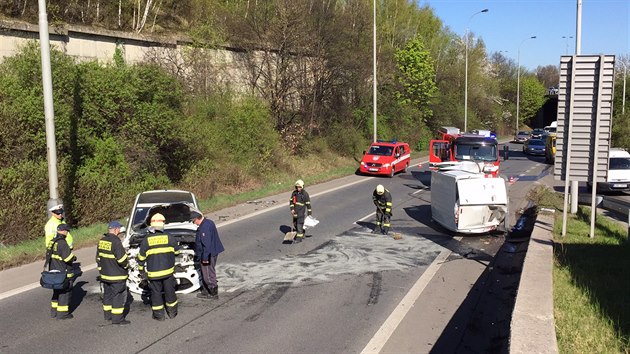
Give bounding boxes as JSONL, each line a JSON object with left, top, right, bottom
{"left": 123, "top": 190, "right": 201, "bottom": 295}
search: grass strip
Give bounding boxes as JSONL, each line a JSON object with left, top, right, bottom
{"left": 553, "top": 207, "right": 630, "bottom": 353}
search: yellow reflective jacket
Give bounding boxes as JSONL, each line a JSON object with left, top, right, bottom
{"left": 45, "top": 216, "right": 74, "bottom": 249}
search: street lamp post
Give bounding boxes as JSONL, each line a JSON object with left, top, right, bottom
{"left": 38, "top": 0, "right": 61, "bottom": 213}
{"left": 562, "top": 35, "right": 573, "bottom": 55}
{"left": 621, "top": 60, "right": 627, "bottom": 115}
{"left": 373, "top": 0, "right": 377, "bottom": 142}
{"left": 464, "top": 8, "right": 488, "bottom": 133}
{"left": 516, "top": 36, "right": 536, "bottom": 135}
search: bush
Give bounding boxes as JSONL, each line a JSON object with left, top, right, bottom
{"left": 0, "top": 160, "right": 55, "bottom": 244}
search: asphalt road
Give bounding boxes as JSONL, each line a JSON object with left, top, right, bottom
{"left": 0, "top": 145, "right": 557, "bottom": 354}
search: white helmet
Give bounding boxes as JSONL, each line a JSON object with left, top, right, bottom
{"left": 150, "top": 213, "right": 166, "bottom": 230}
{"left": 376, "top": 184, "right": 385, "bottom": 195}
{"left": 295, "top": 179, "right": 304, "bottom": 188}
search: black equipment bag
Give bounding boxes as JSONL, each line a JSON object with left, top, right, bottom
{"left": 40, "top": 239, "right": 69, "bottom": 290}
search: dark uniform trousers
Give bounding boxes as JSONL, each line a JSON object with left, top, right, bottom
{"left": 102, "top": 281, "right": 128, "bottom": 322}
{"left": 149, "top": 275, "right": 178, "bottom": 319}
{"left": 376, "top": 208, "right": 391, "bottom": 232}
{"left": 51, "top": 279, "right": 74, "bottom": 318}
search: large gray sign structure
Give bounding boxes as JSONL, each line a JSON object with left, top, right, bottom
{"left": 555, "top": 55, "right": 615, "bottom": 182}
{"left": 555, "top": 54, "right": 615, "bottom": 238}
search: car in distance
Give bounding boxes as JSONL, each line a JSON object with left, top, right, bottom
{"left": 123, "top": 190, "right": 201, "bottom": 294}
{"left": 523, "top": 139, "right": 546, "bottom": 156}
{"left": 530, "top": 128, "right": 545, "bottom": 140}
{"left": 513, "top": 131, "right": 530, "bottom": 143}
{"left": 359, "top": 140, "right": 411, "bottom": 177}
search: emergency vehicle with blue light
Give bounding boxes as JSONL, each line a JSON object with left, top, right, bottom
{"left": 429, "top": 127, "right": 501, "bottom": 178}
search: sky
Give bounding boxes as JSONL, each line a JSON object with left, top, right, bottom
{"left": 421, "top": 0, "right": 629, "bottom": 71}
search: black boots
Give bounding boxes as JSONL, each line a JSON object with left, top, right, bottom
{"left": 197, "top": 287, "right": 218, "bottom": 299}
{"left": 209, "top": 287, "right": 218, "bottom": 298}
{"left": 372, "top": 226, "right": 381, "bottom": 234}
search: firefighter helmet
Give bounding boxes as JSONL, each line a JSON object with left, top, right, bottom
{"left": 295, "top": 179, "right": 304, "bottom": 188}
{"left": 376, "top": 184, "right": 385, "bottom": 195}
{"left": 150, "top": 213, "right": 166, "bottom": 229}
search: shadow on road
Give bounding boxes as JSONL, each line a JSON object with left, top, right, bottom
{"left": 428, "top": 206, "right": 537, "bottom": 354}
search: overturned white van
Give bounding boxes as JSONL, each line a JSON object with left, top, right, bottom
{"left": 431, "top": 163, "right": 508, "bottom": 234}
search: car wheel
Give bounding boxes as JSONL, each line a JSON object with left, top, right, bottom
{"left": 389, "top": 166, "right": 395, "bottom": 178}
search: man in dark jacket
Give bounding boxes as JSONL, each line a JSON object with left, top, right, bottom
{"left": 191, "top": 211, "right": 225, "bottom": 299}
{"left": 372, "top": 184, "right": 393, "bottom": 235}
{"left": 138, "top": 213, "right": 180, "bottom": 321}
{"left": 289, "top": 179, "right": 312, "bottom": 243}
{"left": 96, "top": 220, "right": 130, "bottom": 325}
{"left": 48, "top": 223, "right": 76, "bottom": 320}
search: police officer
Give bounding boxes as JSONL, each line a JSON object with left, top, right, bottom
{"left": 97, "top": 220, "right": 130, "bottom": 325}
{"left": 289, "top": 179, "right": 312, "bottom": 243}
{"left": 49, "top": 223, "right": 76, "bottom": 320}
{"left": 191, "top": 211, "right": 225, "bottom": 299}
{"left": 45, "top": 204, "right": 74, "bottom": 249}
{"left": 372, "top": 184, "right": 392, "bottom": 235}
{"left": 137, "top": 213, "right": 180, "bottom": 321}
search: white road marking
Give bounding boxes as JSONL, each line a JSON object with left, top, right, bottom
{"left": 0, "top": 263, "right": 97, "bottom": 301}
{"left": 360, "top": 236, "right": 462, "bottom": 354}
{"left": 216, "top": 177, "right": 374, "bottom": 228}
{"left": 355, "top": 212, "right": 377, "bottom": 224}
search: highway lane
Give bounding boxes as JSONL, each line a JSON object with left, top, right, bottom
{"left": 0, "top": 153, "right": 545, "bottom": 353}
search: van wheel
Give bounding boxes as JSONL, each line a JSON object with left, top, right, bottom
{"left": 403, "top": 162, "right": 409, "bottom": 173}
{"left": 389, "top": 166, "right": 395, "bottom": 178}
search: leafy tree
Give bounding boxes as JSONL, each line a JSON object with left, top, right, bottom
{"left": 394, "top": 36, "right": 436, "bottom": 120}
{"left": 519, "top": 75, "right": 548, "bottom": 126}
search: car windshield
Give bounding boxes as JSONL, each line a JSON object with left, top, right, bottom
{"left": 367, "top": 145, "right": 393, "bottom": 156}
{"left": 454, "top": 143, "right": 497, "bottom": 162}
{"left": 518, "top": 131, "right": 530, "bottom": 136}
{"left": 609, "top": 157, "right": 630, "bottom": 170}
{"left": 528, "top": 140, "right": 545, "bottom": 146}
{"left": 532, "top": 129, "right": 544, "bottom": 134}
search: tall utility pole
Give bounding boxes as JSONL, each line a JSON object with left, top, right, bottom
{"left": 464, "top": 8, "right": 488, "bottom": 133}
{"left": 372, "top": 0, "right": 377, "bottom": 142}
{"left": 38, "top": 0, "right": 60, "bottom": 214}
{"left": 516, "top": 36, "right": 536, "bottom": 135}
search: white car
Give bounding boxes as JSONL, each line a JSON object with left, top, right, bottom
{"left": 123, "top": 190, "right": 201, "bottom": 294}
{"left": 597, "top": 149, "right": 630, "bottom": 192}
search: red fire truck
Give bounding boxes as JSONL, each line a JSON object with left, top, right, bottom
{"left": 429, "top": 127, "right": 501, "bottom": 178}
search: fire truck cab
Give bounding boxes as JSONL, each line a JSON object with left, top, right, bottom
{"left": 359, "top": 140, "right": 411, "bottom": 177}
{"left": 429, "top": 127, "right": 500, "bottom": 178}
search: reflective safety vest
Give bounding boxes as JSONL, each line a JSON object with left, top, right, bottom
{"left": 137, "top": 231, "right": 180, "bottom": 280}
{"left": 96, "top": 233, "right": 129, "bottom": 282}
{"left": 45, "top": 216, "right": 74, "bottom": 249}
{"left": 49, "top": 236, "right": 75, "bottom": 278}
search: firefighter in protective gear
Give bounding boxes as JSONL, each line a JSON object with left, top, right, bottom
{"left": 45, "top": 204, "right": 74, "bottom": 249}
{"left": 372, "top": 185, "right": 392, "bottom": 235}
{"left": 137, "top": 213, "right": 180, "bottom": 321}
{"left": 49, "top": 223, "right": 76, "bottom": 320}
{"left": 96, "top": 220, "right": 130, "bottom": 325}
{"left": 289, "top": 179, "right": 312, "bottom": 243}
